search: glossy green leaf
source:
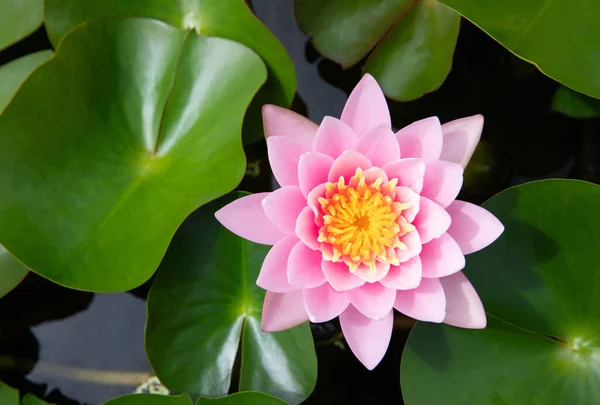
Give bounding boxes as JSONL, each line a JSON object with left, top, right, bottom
{"left": 0, "top": 381, "right": 18, "bottom": 405}
{"left": 21, "top": 394, "right": 53, "bottom": 405}
{"left": 196, "top": 392, "right": 287, "bottom": 405}
{"left": 44, "top": 0, "right": 296, "bottom": 144}
{"left": 552, "top": 86, "right": 600, "bottom": 119}
{"left": 365, "top": 0, "right": 460, "bottom": 101}
{"left": 146, "top": 194, "right": 317, "bottom": 404}
{"left": 295, "top": 0, "right": 413, "bottom": 68}
{"left": 0, "top": 18, "right": 266, "bottom": 292}
{"left": 102, "top": 394, "right": 192, "bottom": 405}
{"left": 440, "top": 0, "right": 600, "bottom": 99}
{"left": 0, "top": 244, "right": 28, "bottom": 298}
{"left": 402, "top": 180, "right": 600, "bottom": 404}
{"left": 0, "top": 0, "right": 43, "bottom": 50}
{"left": 0, "top": 51, "right": 53, "bottom": 112}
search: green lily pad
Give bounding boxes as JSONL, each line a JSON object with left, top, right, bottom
{"left": 0, "top": 51, "right": 53, "bottom": 112}
{"left": 146, "top": 194, "right": 317, "bottom": 404}
{"left": 295, "top": 0, "right": 460, "bottom": 101}
{"left": 0, "top": 0, "right": 43, "bottom": 50}
{"left": 402, "top": 180, "right": 600, "bottom": 404}
{"left": 44, "top": 0, "right": 296, "bottom": 144}
{"left": 552, "top": 86, "right": 600, "bottom": 119}
{"left": 0, "top": 381, "right": 18, "bottom": 405}
{"left": 440, "top": 0, "right": 600, "bottom": 99}
{"left": 196, "top": 392, "right": 287, "bottom": 405}
{"left": 0, "top": 244, "right": 28, "bottom": 298}
{"left": 21, "top": 394, "right": 53, "bottom": 405}
{"left": 0, "top": 18, "right": 266, "bottom": 292}
{"left": 103, "top": 394, "right": 192, "bottom": 405}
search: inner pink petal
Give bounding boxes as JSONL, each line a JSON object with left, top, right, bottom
{"left": 412, "top": 197, "right": 452, "bottom": 244}
{"left": 257, "top": 235, "right": 300, "bottom": 293}
{"left": 295, "top": 206, "right": 320, "bottom": 250}
{"left": 327, "top": 150, "right": 372, "bottom": 183}
{"left": 354, "top": 261, "right": 391, "bottom": 283}
{"left": 313, "top": 116, "right": 359, "bottom": 159}
{"left": 355, "top": 124, "right": 400, "bottom": 167}
{"left": 394, "top": 277, "right": 446, "bottom": 323}
{"left": 303, "top": 283, "right": 350, "bottom": 323}
{"left": 287, "top": 242, "right": 326, "bottom": 289}
{"left": 421, "top": 161, "right": 464, "bottom": 208}
{"left": 298, "top": 152, "right": 334, "bottom": 197}
{"left": 349, "top": 282, "right": 396, "bottom": 320}
{"left": 420, "top": 233, "right": 465, "bottom": 278}
{"left": 383, "top": 158, "right": 426, "bottom": 193}
{"left": 322, "top": 260, "right": 366, "bottom": 291}
{"left": 380, "top": 256, "right": 422, "bottom": 290}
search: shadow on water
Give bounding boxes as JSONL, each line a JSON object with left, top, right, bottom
{"left": 0, "top": 0, "right": 594, "bottom": 404}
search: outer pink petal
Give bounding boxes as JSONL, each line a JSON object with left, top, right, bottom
{"left": 440, "top": 114, "right": 484, "bottom": 168}
{"left": 355, "top": 124, "right": 400, "bottom": 167}
{"left": 267, "top": 136, "right": 310, "bottom": 187}
{"left": 257, "top": 235, "right": 299, "bottom": 293}
{"left": 313, "top": 117, "right": 358, "bottom": 159}
{"left": 446, "top": 200, "right": 504, "bottom": 255}
{"left": 440, "top": 271, "right": 486, "bottom": 329}
{"left": 339, "top": 306, "right": 393, "bottom": 370}
{"left": 396, "top": 117, "right": 443, "bottom": 161}
{"left": 383, "top": 158, "right": 426, "bottom": 193}
{"left": 262, "top": 104, "right": 317, "bottom": 148}
{"left": 298, "top": 152, "right": 334, "bottom": 197}
{"left": 420, "top": 233, "right": 465, "bottom": 278}
{"left": 322, "top": 260, "right": 366, "bottom": 291}
{"left": 394, "top": 277, "right": 446, "bottom": 323}
{"left": 288, "top": 242, "right": 326, "bottom": 288}
{"left": 295, "top": 206, "right": 320, "bottom": 250}
{"left": 303, "top": 283, "right": 350, "bottom": 322}
{"left": 215, "top": 193, "right": 286, "bottom": 245}
{"left": 349, "top": 282, "right": 396, "bottom": 320}
{"left": 327, "top": 150, "right": 372, "bottom": 183}
{"left": 380, "top": 256, "right": 422, "bottom": 290}
{"left": 354, "top": 261, "right": 390, "bottom": 283}
{"left": 412, "top": 197, "right": 452, "bottom": 244}
{"left": 261, "top": 290, "right": 309, "bottom": 332}
{"left": 394, "top": 186, "right": 420, "bottom": 223}
{"left": 396, "top": 229, "right": 422, "bottom": 263}
{"left": 262, "top": 186, "right": 306, "bottom": 234}
{"left": 340, "top": 74, "right": 391, "bottom": 138}
{"left": 421, "top": 161, "right": 463, "bottom": 208}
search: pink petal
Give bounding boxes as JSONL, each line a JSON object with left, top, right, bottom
{"left": 396, "top": 230, "right": 422, "bottom": 263}
{"left": 394, "top": 277, "right": 446, "bottom": 323}
{"left": 262, "top": 104, "right": 317, "bottom": 148}
{"left": 340, "top": 74, "right": 391, "bottom": 138}
{"left": 380, "top": 256, "right": 422, "bottom": 290}
{"left": 446, "top": 200, "right": 504, "bottom": 255}
{"left": 215, "top": 193, "right": 286, "bottom": 245}
{"left": 303, "top": 283, "right": 350, "bottom": 322}
{"left": 361, "top": 166, "right": 388, "bottom": 185}
{"left": 295, "top": 206, "right": 320, "bottom": 250}
{"left": 262, "top": 186, "right": 306, "bottom": 234}
{"left": 420, "top": 233, "right": 465, "bottom": 278}
{"left": 322, "top": 260, "right": 366, "bottom": 291}
{"left": 339, "top": 305, "right": 393, "bottom": 370}
{"left": 349, "top": 282, "right": 396, "bottom": 320}
{"left": 313, "top": 116, "right": 358, "bottom": 159}
{"left": 307, "top": 183, "right": 326, "bottom": 220}
{"left": 412, "top": 197, "right": 452, "bottom": 244}
{"left": 267, "top": 136, "right": 310, "bottom": 187}
{"left": 394, "top": 186, "right": 420, "bottom": 223}
{"left": 288, "top": 242, "right": 326, "bottom": 288}
{"left": 261, "top": 290, "right": 309, "bottom": 332}
{"left": 353, "top": 261, "right": 391, "bottom": 283}
{"left": 440, "top": 271, "right": 486, "bottom": 329}
{"left": 383, "top": 158, "right": 426, "bottom": 193}
{"left": 421, "top": 161, "right": 463, "bottom": 208}
{"left": 396, "top": 117, "right": 443, "bottom": 161}
{"left": 257, "top": 235, "right": 299, "bottom": 293}
{"left": 355, "top": 124, "right": 400, "bottom": 167}
{"left": 327, "top": 150, "right": 372, "bottom": 183}
{"left": 298, "top": 152, "right": 334, "bottom": 197}
{"left": 440, "top": 115, "right": 484, "bottom": 168}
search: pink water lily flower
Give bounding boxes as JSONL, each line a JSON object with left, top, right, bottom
{"left": 216, "top": 74, "right": 503, "bottom": 370}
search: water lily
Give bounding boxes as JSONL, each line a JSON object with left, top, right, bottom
{"left": 216, "top": 74, "right": 504, "bottom": 370}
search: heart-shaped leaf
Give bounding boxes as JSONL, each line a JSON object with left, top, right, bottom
{"left": 402, "top": 180, "right": 600, "bottom": 404}
{"left": 0, "top": 18, "right": 266, "bottom": 292}
{"left": 439, "top": 0, "right": 600, "bottom": 99}
{"left": 0, "top": 382, "right": 18, "bottom": 405}
{"left": 552, "top": 86, "right": 600, "bottom": 119}
{"left": 0, "top": 50, "right": 52, "bottom": 112}
{"left": 196, "top": 392, "right": 287, "bottom": 405}
{"left": 295, "top": 0, "right": 460, "bottom": 101}
{"left": 21, "top": 394, "right": 53, "bottom": 405}
{"left": 103, "top": 394, "right": 192, "bottom": 405}
{"left": 0, "top": 0, "right": 43, "bottom": 50}
{"left": 146, "top": 194, "right": 317, "bottom": 405}
{"left": 0, "top": 244, "right": 28, "bottom": 298}
{"left": 44, "top": 0, "right": 296, "bottom": 144}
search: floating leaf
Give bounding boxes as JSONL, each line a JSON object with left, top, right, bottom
{"left": 21, "top": 394, "right": 53, "bottom": 405}
{"left": 102, "top": 394, "right": 192, "bottom": 405}
{"left": 402, "top": 180, "right": 600, "bottom": 404}
{"left": 552, "top": 86, "right": 600, "bottom": 119}
{"left": 0, "top": 0, "right": 43, "bottom": 50}
{"left": 0, "top": 18, "right": 266, "bottom": 292}
{"left": 0, "top": 382, "right": 18, "bottom": 405}
{"left": 146, "top": 194, "right": 317, "bottom": 404}
{"left": 0, "top": 50, "right": 52, "bottom": 112}
{"left": 196, "top": 392, "right": 287, "bottom": 405}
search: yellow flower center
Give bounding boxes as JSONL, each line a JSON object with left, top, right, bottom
{"left": 317, "top": 168, "right": 415, "bottom": 272}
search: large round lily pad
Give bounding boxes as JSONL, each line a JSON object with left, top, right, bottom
{"left": 402, "top": 180, "right": 600, "bottom": 404}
